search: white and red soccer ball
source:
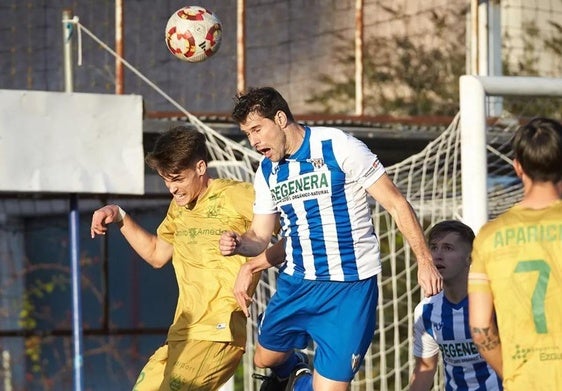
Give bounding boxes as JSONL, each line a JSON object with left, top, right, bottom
{"left": 165, "top": 5, "right": 222, "bottom": 63}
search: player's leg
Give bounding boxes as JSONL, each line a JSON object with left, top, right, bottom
{"left": 253, "top": 344, "right": 310, "bottom": 391}
{"left": 312, "top": 371, "right": 349, "bottom": 391}
{"left": 160, "top": 339, "right": 243, "bottom": 391}
{"left": 305, "top": 275, "right": 379, "bottom": 389}
{"left": 132, "top": 344, "right": 168, "bottom": 391}
{"left": 253, "top": 274, "right": 312, "bottom": 390}
{"left": 254, "top": 344, "right": 293, "bottom": 369}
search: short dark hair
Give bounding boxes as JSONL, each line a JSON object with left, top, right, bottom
{"left": 145, "top": 126, "right": 208, "bottom": 177}
{"left": 511, "top": 117, "right": 562, "bottom": 183}
{"left": 232, "top": 87, "right": 295, "bottom": 124}
{"left": 427, "top": 220, "right": 475, "bottom": 248}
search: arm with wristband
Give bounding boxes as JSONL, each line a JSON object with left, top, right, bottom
{"left": 90, "top": 204, "right": 173, "bottom": 268}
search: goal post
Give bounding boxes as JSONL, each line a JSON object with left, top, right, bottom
{"left": 459, "top": 75, "right": 562, "bottom": 234}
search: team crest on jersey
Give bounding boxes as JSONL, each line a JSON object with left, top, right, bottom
{"left": 433, "top": 322, "right": 443, "bottom": 330}
{"left": 512, "top": 344, "right": 534, "bottom": 363}
{"left": 307, "top": 157, "right": 325, "bottom": 169}
{"left": 351, "top": 353, "right": 361, "bottom": 372}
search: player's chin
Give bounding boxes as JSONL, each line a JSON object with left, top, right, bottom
{"left": 173, "top": 196, "right": 191, "bottom": 206}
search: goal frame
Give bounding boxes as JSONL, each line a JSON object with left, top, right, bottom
{"left": 459, "top": 75, "right": 562, "bottom": 233}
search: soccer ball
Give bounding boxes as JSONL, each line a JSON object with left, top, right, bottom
{"left": 165, "top": 5, "right": 222, "bottom": 63}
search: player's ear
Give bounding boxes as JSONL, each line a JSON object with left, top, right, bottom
{"left": 464, "top": 243, "right": 472, "bottom": 267}
{"left": 195, "top": 159, "right": 207, "bottom": 175}
{"left": 275, "top": 110, "right": 287, "bottom": 127}
{"left": 513, "top": 158, "right": 524, "bottom": 179}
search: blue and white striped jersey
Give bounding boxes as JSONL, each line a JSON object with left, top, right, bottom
{"left": 413, "top": 292, "right": 503, "bottom": 391}
{"left": 253, "top": 126, "right": 385, "bottom": 281}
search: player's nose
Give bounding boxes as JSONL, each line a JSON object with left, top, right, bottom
{"left": 166, "top": 182, "right": 177, "bottom": 194}
{"left": 248, "top": 133, "right": 259, "bottom": 148}
{"left": 431, "top": 247, "right": 442, "bottom": 259}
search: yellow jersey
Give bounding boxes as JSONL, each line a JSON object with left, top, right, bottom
{"left": 468, "top": 200, "right": 562, "bottom": 390}
{"left": 157, "top": 178, "right": 257, "bottom": 347}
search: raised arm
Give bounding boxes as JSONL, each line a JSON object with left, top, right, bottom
{"left": 90, "top": 204, "right": 173, "bottom": 268}
{"left": 366, "top": 174, "right": 443, "bottom": 296}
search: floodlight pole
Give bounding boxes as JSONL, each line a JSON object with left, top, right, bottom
{"left": 62, "top": 9, "right": 84, "bottom": 391}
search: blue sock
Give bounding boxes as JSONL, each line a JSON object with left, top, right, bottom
{"left": 271, "top": 352, "right": 299, "bottom": 379}
{"left": 292, "top": 372, "right": 313, "bottom": 391}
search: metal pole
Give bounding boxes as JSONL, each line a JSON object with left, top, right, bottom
{"left": 477, "top": 1, "right": 489, "bottom": 77}
{"left": 63, "top": 9, "right": 74, "bottom": 93}
{"left": 470, "top": 0, "right": 479, "bottom": 74}
{"left": 69, "top": 194, "right": 83, "bottom": 391}
{"left": 236, "top": 0, "right": 246, "bottom": 93}
{"left": 115, "top": 0, "right": 124, "bottom": 94}
{"left": 62, "top": 9, "right": 84, "bottom": 391}
{"left": 354, "top": 0, "right": 364, "bottom": 116}
{"left": 487, "top": 1, "right": 503, "bottom": 116}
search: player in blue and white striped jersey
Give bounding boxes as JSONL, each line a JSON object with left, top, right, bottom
{"left": 219, "top": 87, "right": 443, "bottom": 391}
{"left": 409, "top": 220, "right": 502, "bottom": 391}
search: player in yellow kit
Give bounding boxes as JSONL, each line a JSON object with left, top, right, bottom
{"left": 90, "top": 126, "right": 261, "bottom": 391}
{"left": 468, "top": 117, "right": 562, "bottom": 390}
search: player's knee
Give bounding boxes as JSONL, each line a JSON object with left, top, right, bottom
{"left": 253, "top": 346, "right": 267, "bottom": 368}
{"left": 253, "top": 348, "right": 290, "bottom": 369}
{"left": 253, "top": 354, "right": 267, "bottom": 369}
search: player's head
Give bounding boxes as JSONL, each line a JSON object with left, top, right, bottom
{"left": 145, "top": 127, "right": 210, "bottom": 206}
{"left": 232, "top": 87, "right": 298, "bottom": 162}
{"left": 145, "top": 126, "right": 208, "bottom": 176}
{"left": 232, "top": 87, "right": 294, "bottom": 124}
{"left": 427, "top": 220, "right": 475, "bottom": 282}
{"left": 511, "top": 117, "right": 562, "bottom": 184}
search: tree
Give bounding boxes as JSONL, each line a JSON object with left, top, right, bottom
{"left": 308, "top": 6, "right": 562, "bottom": 120}
{"left": 307, "top": 6, "right": 467, "bottom": 117}
{"left": 502, "top": 20, "right": 562, "bottom": 119}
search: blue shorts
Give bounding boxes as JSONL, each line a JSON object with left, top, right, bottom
{"left": 258, "top": 273, "right": 378, "bottom": 382}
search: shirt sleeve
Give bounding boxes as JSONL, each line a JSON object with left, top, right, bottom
{"left": 252, "top": 163, "right": 278, "bottom": 215}
{"left": 339, "top": 132, "right": 385, "bottom": 189}
{"left": 412, "top": 301, "right": 440, "bottom": 358}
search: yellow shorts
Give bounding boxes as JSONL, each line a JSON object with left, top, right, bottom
{"left": 132, "top": 340, "right": 244, "bottom": 391}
